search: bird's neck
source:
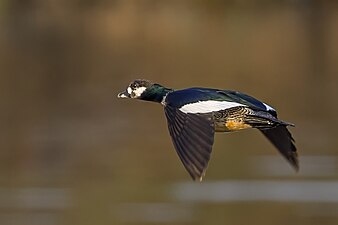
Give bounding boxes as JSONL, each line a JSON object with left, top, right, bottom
{"left": 140, "top": 84, "right": 173, "bottom": 104}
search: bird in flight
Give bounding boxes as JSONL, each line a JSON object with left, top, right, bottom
{"left": 117, "top": 79, "right": 298, "bottom": 181}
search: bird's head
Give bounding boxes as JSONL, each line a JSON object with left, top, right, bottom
{"left": 117, "top": 79, "right": 154, "bottom": 99}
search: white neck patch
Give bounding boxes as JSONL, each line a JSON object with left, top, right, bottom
{"left": 133, "top": 86, "right": 147, "bottom": 98}
{"left": 161, "top": 93, "right": 169, "bottom": 106}
{"left": 179, "top": 100, "right": 245, "bottom": 114}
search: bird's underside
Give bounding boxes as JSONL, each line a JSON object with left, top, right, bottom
{"left": 212, "top": 107, "right": 267, "bottom": 132}
{"left": 211, "top": 106, "right": 291, "bottom": 132}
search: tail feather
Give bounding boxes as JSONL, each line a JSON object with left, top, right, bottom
{"left": 244, "top": 113, "right": 291, "bottom": 129}
{"left": 244, "top": 116, "right": 277, "bottom": 129}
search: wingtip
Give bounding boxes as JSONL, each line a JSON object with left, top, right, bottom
{"left": 288, "top": 152, "right": 299, "bottom": 172}
{"left": 198, "top": 172, "right": 206, "bottom": 182}
{"left": 191, "top": 176, "right": 204, "bottom": 182}
{"left": 292, "top": 162, "right": 300, "bottom": 172}
{"left": 190, "top": 169, "right": 207, "bottom": 182}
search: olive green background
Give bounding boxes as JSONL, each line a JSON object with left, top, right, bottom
{"left": 1, "top": 1, "right": 338, "bottom": 225}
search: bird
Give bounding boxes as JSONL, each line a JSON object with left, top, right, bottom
{"left": 117, "top": 79, "right": 298, "bottom": 181}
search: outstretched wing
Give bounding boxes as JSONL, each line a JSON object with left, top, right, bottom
{"left": 260, "top": 126, "right": 298, "bottom": 170}
{"left": 164, "top": 105, "right": 215, "bottom": 181}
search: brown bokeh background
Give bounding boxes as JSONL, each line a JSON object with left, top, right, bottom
{"left": 1, "top": 1, "right": 338, "bottom": 225}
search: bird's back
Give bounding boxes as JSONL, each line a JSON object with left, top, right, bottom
{"left": 165, "top": 87, "right": 275, "bottom": 115}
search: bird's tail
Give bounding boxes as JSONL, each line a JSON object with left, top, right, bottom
{"left": 244, "top": 111, "right": 293, "bottom": 129}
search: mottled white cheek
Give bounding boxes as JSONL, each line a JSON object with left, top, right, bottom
{"left": 127, "top": 87, "right": 132, "bottom": 94}
{"left": 179, "top": 100, "right": 245, "bottom": 114}
{"left": 133, "top": 87, "right": 147, "bottom": 97}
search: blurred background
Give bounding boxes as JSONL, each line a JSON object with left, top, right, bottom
{"left": 1, "top": 0, "right": 338, "bottom": 224}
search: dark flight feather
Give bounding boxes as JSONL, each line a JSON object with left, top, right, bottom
{"left": 164, "top": 105, "right": 215, "bottom": 181}
{"left": 260, "top": 126, "right": 298, "bottom": 171}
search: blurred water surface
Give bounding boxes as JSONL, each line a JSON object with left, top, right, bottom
{"left": 1, "top": 1, "right": 338, "bottom": 225}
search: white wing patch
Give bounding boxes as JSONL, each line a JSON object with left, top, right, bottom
{"left": 263, "top": 103, "right": 275, "bottom": 112}
{"left": 179, "top": 100, "right": 245, "bottom": 114}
